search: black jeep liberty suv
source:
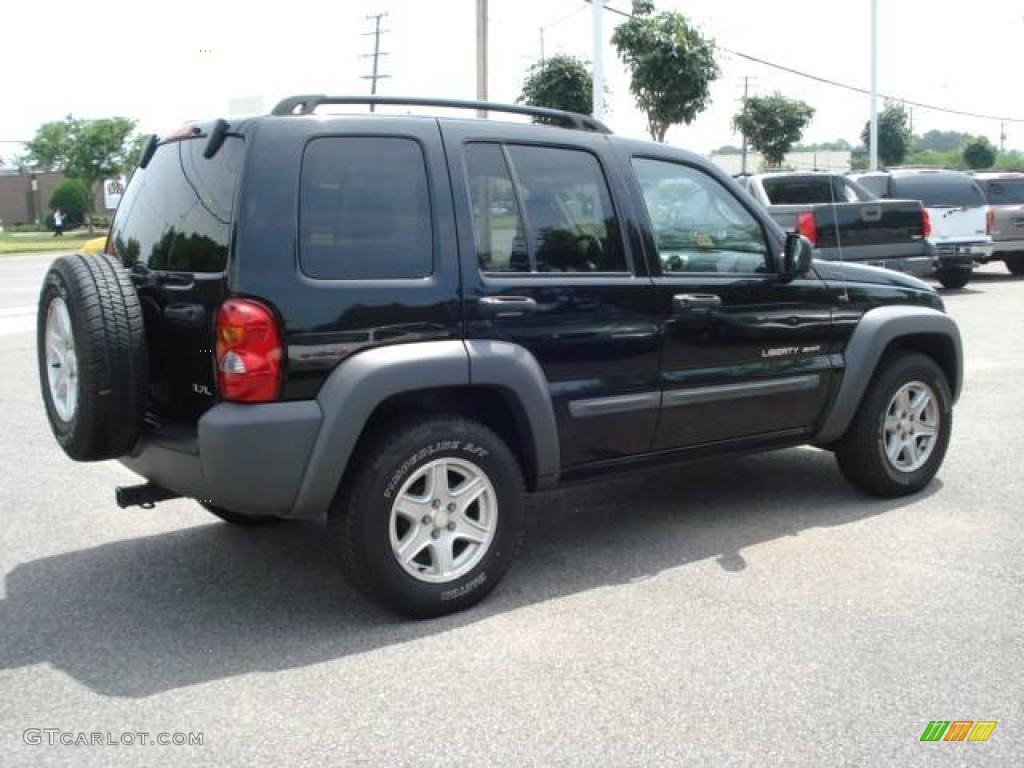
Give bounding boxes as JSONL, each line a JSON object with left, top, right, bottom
{"left": 37, "top": 96, "right": 962, "bottom": 617}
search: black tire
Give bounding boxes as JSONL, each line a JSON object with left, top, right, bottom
{"left": 200, "top": 503, "right": 284, "bottom": 527}
{"left": 331, "top": 416, "right": 525, "bottom": 618}
{"left": 935, "top": 267, "right": 971, "bottom": 289}
{"left": 1006, "top": 254, "right": 1024, "bottom": 276}
{"left": 37, "top": 254, "right": 148, "bottom": 461}
{"left": 835, "top": 352, "right": 953, "bottom": 498}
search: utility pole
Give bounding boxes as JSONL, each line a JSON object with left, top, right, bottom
{"left": 740, "top": 76, "right": 751, "bottom": 175}
{"left": 869, "top": 0, "right": 879, "bottom": 171}
{"left": 361, "top": 12, "right": 390, "bottom": 112}
{"left": 1000, "top": 121, "right": 1007, "bottom": 152}
{"left": 477, "top": 0, "right": 488, "bottom": 117}
{"left": 592, "top": 0, "right": 604, "bottom": 121}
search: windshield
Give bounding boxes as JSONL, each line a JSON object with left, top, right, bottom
{"left": 891, "top": 174, "right": 985, "bottom": 208}
{"left": 981, "top": 179, "right": 1024, "bottom": 205}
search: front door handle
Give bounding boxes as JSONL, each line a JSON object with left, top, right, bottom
{"left": 478, "top": 296, "right": 538, "bottom": 318}
{"left": 672, "top": 293, "right": 722, "bottom": 314}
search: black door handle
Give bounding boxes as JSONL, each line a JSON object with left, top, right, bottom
{"left": 672, "top": 293, "right": 722, "bottom": 314}
{"left": 478, "top": 296, "right": 538, "bottom": 318}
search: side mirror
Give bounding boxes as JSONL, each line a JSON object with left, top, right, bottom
{"left": 782, "top": 232, "right": 814, "bottom": 278}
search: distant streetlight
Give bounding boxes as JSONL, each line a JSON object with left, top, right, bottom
{"left": 869, "top": 0, "right": 879, "bottom": 171}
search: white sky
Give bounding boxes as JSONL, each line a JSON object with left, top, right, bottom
{"left": 2, "top": 0, "right": 1023, "bottom": 158}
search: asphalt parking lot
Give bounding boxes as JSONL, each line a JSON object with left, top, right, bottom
{"left": 1, "top": 251, "right": 1021, "bottom": 767}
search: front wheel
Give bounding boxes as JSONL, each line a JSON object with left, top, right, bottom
{"left": 835, "top": 353, "right": 953, "bottom": 497}
{"left": 1006, "top": 253, "right": 1024, "bottom": 276}
{"left": 332, "top": 416, "right": 524, "bottom": 618}
{"left": 936, "top": 267, "right": 971, "bottom": 289}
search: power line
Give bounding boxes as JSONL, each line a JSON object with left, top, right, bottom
{"left": 592, "top": 1, "right": 1024, "bottom": 124}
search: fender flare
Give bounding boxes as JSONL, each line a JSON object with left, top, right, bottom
{"left": 815, "top": 305, "right": 963, "bottom": 445}
{"left": 290, "top": 339, "right": 560, "bottom": 518}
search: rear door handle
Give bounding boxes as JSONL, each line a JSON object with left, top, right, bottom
{"left": 672, "top": 293, "right": 722, "bottom": 314}
{"left": 478, "top": 296, "right": 538, "bottom": 318}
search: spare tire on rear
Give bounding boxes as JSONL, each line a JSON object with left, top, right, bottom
{"left": 37, "top": 254, "right": 149, "bottom": 461}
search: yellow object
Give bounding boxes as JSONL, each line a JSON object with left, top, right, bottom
{"left": 81, "top": 236, "right": 107, "bottom": 255}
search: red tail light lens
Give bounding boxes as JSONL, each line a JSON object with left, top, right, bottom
{"left": 921, "top": 208, "right": 932, "bottom": 239}
{"left": 796, "top": 211, "right": 817, "bottom": 245}
{"left": 215, "top": 299, "right": 282, "bottom": 403}
{"left": 986, "top": 206, "right": 995, "bottom": 235}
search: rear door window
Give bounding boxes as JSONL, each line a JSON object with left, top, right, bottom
{"left": 891, "top": 175, "right": 986, "bottom": 207}
{"left": 111, "top": 137, "right": 242, "bottom": 272}
{"left": 299, "top": 137, "right": 433, "bottom": 279}
{"left": 463, "top": 143, "right": 627, "bottom": 274}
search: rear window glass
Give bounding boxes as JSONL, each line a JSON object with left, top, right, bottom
{"left": 299, "top": 137, "right": 433, "bottom": 280}
{"left": 981, "top": 179, "right": 1024, "bottom": 205}
{"left": 761, "top": 176, "right": 835, "bottom": 205}
{"left": 891, "top": 175, "right": 986, "bottom": 207}
{"left": 111, "top": 136, "right": 241, "bottom": 272}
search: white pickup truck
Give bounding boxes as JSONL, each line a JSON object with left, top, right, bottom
{"left": 851, "top": 169, "right": 992, "bottom": 289}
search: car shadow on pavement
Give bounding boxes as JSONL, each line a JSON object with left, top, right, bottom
{"left": 0, "top": 447, "right": 939, "bottom": 698}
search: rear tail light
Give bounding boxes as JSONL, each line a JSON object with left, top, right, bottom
{"left": 921, "top": 208, "right": 932, "bottom": 239}
{"left": 796, "top": 211, "right": 817, "bottom": 245}
{"left": 986, "top": 206, "right": 995, "bottom": 235}
{"left": 215, "top": 298, "right": 282, "bottom": 403}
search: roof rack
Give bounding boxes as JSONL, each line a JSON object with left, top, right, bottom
{"left": 270, "top": 94, "right": 611, "bottom": 134}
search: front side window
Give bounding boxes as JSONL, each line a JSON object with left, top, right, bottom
{"left": 299, "top": 137, "right": 433, "bottom": 279}
{"left": 633, "top": 158, "right": 769, "bottom": 274}
{"left": 464, "top": 143, "right": 627, "bottom": 274}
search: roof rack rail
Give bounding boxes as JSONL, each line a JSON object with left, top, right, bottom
{"left": 270, "top": 94, "right": 611, "bottom": 134}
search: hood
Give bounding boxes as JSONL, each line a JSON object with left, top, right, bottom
{"left": 811, "top": 259, "right": 935, "bottom": 292}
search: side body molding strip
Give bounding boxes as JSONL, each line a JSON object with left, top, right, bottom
{"left": 815, "top": 305, "right": 963, "bottom": 445}
{"left": 661, "top": 375, "right": 820, "bottom": 409}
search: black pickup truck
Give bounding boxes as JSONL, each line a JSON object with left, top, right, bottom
{"left": 738, "top": 172, "right": 937, "bottom": 279}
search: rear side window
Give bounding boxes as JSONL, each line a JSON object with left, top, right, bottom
{"left": 464, "top": 143, "right": 627, "bottom": 274}
{"left": 299, "top": 137, "right": 433, "bottom": 279}
{"left": 111, "top": 137, "right": 241, "bottom": 272}
{"left": 891, "top": 174, "right": 986, "bottom": 207}
{"left": 981, "top": 179, "right": 1024, "bottom": 205}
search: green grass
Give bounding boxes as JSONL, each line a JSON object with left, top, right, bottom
{"left": 0, "top": 230, "right": 97, "bottom": 255}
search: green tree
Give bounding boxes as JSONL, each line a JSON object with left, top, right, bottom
{"left": 962, "top": 137, "right": 997, "bottom": 170}
{"left": 861, "top": 102, "right": 912, "bottom": 167}
{"left": 519, "top": 54, "right": 593, "bottom": 116}
{"left": 611, "top": 1, "right": 719, "bottom": 142}
{"left": 732, "top": 93, "right": 815, "bottom": 168}
{"left": 49, "top": 178, "right": 91, "bottom": 228}
{"left": 24, "top": 115, "right": 141, "bottom": 229}
{"left": 913, "top": 129, "right": 971, "bottom": 153}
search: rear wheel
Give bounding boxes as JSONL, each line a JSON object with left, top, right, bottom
{"left": 835, "top": 353, "right": 952, "bottom": 497}
{"left": 331, "top": 416, "right": 524, "bottom": 618}
{"left": 1006, "top": 253, "right": 1024, "bottom": 276}
{"left": 935, "top": 267, "right": 971, "bottom": 289}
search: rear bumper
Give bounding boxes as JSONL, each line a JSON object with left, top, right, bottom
{"left": 989, "top": 238, "right": 1024, "bottom": 256}
{"left": 120, "top": 401, "right": 323, "bottom": 518}
{"left": 934, "top": 241, "right": 988, "bottom": 269}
